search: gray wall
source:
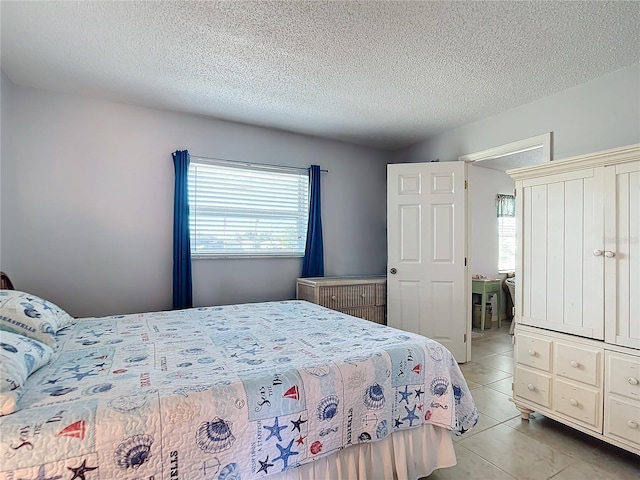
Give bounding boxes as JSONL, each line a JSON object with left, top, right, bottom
{"left": 395, "top": 64, "right": 640, "bottom": 163}
{"left": 468, "top": 166, "right": 515, "bottom": 279}
{"left": 0, "top": 77, "right": 389, "bottom": 317}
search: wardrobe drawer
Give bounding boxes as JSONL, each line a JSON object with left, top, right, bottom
{"left": 554, "top": 378, "right": 601, "bottom": 430}
{"left": 605, "top": 396, "right": 640, "bottom": 448}
{"left": 318, "top": 284, "right": 376, "bottom": 308}
{"left": 514, "top": 366, "right": 551, "bottom": 408}
{"left": 516, "top": 334, "right": 552, "bottom": 372}
{"left": 555, "top": 342, "right": 601, "bottom": 387}
{"left": 607, "top": 352, "right": 640, "bottom": 401}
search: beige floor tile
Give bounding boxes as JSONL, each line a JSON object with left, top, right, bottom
{"left": 475, "top": 353, "right": 514, "bottom": 373}
{"left": 468, "top": 386, "right": 519, "bottom": 422}
{"left": 585, "top": 442, "right": 640, "bottom": 480}
{"left": 485, "top": 335, "right": 515, "bottom": 351}
{"left": 503, "top": 414, "right": 600, "bottom": 462}
{"left": 459, "top": 362, "right": 511, "bottom": 386}
{"left": 549, "top": 458, "right": 633, "bottom": 480}
{"left": 425, "top": 443, "right": 515, "bottom": 479}
{"left": 465, "top": 379, "right": 482, "bottom": 390}
{"left": 458, "top": 424, "right": 575, "bottom": 480}
{"left": 452, "top": 412, "right": 501, "bottom": 442}
{"left": 470, "top": 342, "right": 500, "bottom": 360}
{"left": 486, "top": 377, "right": 513, "bottom": 396}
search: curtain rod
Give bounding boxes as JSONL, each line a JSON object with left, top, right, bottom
{"left": 190, "top": 154, "right": 329, "bottom": 173}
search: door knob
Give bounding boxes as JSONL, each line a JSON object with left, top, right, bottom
{"left": 390, "top": 268, "right": 397, "bottom": 274}
{"left": 593, "top": 249, "right": 603, "bottom": 256}
{"left": 604, "top": 251, "right": 615, "bottom": 258}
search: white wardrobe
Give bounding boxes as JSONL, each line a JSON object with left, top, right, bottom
{"left": 508, "top": 144, "right": 639, "bottom": 455}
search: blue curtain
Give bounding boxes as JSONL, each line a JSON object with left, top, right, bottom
{"left": 172, "top": 150, "right": 193, "bottom": 309}
{"left": 302, "top": 165, "right": 324, "bottom": 277}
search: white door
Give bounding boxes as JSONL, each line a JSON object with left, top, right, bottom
{"left": 387, "top": 162, "right": 470, "bottom": 362}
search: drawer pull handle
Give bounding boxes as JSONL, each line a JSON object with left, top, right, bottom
{"left": 527, "top": 384, "right": 535, "bottom": 391}
{"left": 627, "top": 420, "right": 638, "bottom": 429}
{"left": 604, "top": 251, "right": 615, "bottom": 258}
{"left": 570, "top": 361, "right": 580, "bottom": 368}
{"left": 361, "top": 293, "right": 366, "bottom": 298}
{"left": 593, "top": 249, "right": 603, "bottom": 256}
{"left": 528, "top": 349, "right": 536, "bottom": 356}
{"left": 628, "top": 377, "right": 639, "bottom": 386}
{"left": 569, "top": 398, "right": 579, "bottom": 407}
{"left": 331, "top": 295, "right": 337, "bottom": 301}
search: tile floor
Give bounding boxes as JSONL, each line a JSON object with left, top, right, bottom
{"left": 424, "top": 320, "right": 640, "bottom": 480}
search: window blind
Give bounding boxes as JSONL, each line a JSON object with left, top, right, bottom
{"left": 497, "top": 194, "right": 516, "bottom": 272}
{"left": 188, "top": 160, "right": 309, "bottom": 257}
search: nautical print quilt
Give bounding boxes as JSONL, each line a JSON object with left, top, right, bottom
{"left": 0, "top": 300, "right": 478, "bottom": 480}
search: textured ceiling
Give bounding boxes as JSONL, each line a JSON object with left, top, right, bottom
{"left": 1, "top": 1, "right": 639, "bottom": 150}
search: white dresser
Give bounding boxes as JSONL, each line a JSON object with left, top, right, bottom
{"left": 508, "top": 144, "right": 639, "bottom": 455}
{"left": 295, "top": 276, "right": 387, "bottom": 324}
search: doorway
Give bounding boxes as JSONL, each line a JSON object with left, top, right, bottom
{"left": 460, "top": 133, "right": 552, "bottom": 361}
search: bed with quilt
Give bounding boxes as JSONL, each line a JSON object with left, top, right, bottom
{"left": 0, "top": 291, "right": 478, "bottom": 480}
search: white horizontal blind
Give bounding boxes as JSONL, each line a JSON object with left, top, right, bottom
{"left": 497, "top": 194, "right": 516, "bottom": 272}
{"left": 498, "top": 217, "right": 516, "bottom": 271}
{"left": 188, "top": 160, "right": 309, "bottom": 257}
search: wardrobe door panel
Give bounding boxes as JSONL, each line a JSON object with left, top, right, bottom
{"left": 604, "top": 161, "right": 640, "bottom": 349}
{"left": 520, "top": 169, "right": 604, "bottom": 339}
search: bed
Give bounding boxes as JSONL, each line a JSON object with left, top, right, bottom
{"left": 0, "top": 293, "right": 478, "bottom": 480}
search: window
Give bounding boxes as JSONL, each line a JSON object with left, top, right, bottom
{"left": 497, "top": 194, "right": 516, "bottom": 272}
{"left": 188, "top": 159, "right": 309, "bottom": 257}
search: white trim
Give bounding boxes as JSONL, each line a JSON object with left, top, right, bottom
{"left": 507, "top": 143, "right": 640, "bottom": 180}
{"left": 458, "top": 133, "right": 552, "bottom": 164}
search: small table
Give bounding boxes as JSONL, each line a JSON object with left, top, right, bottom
{"left": 472, "top": 279, "right": 502, "bottom": 330}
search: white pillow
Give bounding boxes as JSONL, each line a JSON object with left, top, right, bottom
{"left": 0, "top": 330, "right": 54, "bottom": 415}
{"left": 0, "top": 290, "right": 73, "bottom": 347}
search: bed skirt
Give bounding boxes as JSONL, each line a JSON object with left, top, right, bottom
{"left": 272, "top": 424, "right": 456, "bottom": 480}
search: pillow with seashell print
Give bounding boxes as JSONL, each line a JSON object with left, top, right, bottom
{"left": 0, "top": 330, "right": 54, "bottom": 415}
{"left": 0, "top": 289, "right": 74, "bottom": 348}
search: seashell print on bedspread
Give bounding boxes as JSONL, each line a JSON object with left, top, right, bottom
{"left": 0, "top": 300, "right": 478, "bottom": 479}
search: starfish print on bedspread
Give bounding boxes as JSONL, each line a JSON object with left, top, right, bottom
{"left": 290, "top": 415, "right": 307, "bottom": 432}
{"left": 70, "top": 370, "right": 99, "bottom": 381}
{"left": 68, "top": 459, "right": 98, "bottom": 480}
{"left": 273, "top": 439, "right": 299, "bottom": 470}
{"left": 402, "top": 404, "right": 420, "bottom": 427}
{"left": 398, "top": 385, "right": 412, "bottom": 404}
{"left": 257, "top": 456, "right": 274, "bottom": 474}
{"left": 263, "top": 417, "right": 287, "bottom": 442}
